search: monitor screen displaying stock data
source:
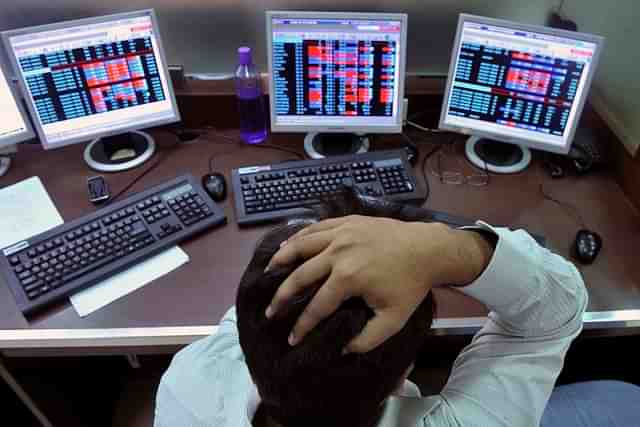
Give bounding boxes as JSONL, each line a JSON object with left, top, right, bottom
{"left": 269, "top": 15, "right": 405, "bottom": 131}
{"left": 4, "top": 11, "right": 178, "bottom": 149}
{"left": 0, "top": 63, "right": 31, "bottom": 146}
{"left": 441, "top": 19, "right": 599, "bottom": 150}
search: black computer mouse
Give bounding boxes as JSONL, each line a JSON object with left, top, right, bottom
{"left": 202, "top": 173, "right": 227, "bottom": 202}
{"left": 403, "top": 144, "right": 418, "bottom": 166}
{"left": 573, "top": 229, "right": 602, "bottom": 264}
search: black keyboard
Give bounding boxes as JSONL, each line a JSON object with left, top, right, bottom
{"left": 0, "top": 174, "right": 226, "bottom": 316}
{"left": 232, "top": 150, "right": 426, "bottom": 225}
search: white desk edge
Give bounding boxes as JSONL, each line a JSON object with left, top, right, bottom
{"left": 0, "top": 310, "right": 639, "bottom": 350}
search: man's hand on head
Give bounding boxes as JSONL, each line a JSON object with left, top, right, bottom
{"left": 265, "top": 215, "right": 493, "bottom": 354}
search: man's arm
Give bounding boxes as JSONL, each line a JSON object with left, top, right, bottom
{"left": 427, "top": 223, "right": 588, "bottom": 427}
{"left": 154, "top": 307, "right": 250, "bottom": 427}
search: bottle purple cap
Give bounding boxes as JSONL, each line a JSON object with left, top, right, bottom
{"left": 238, "top": 47, "right": 252, "bottom": 65}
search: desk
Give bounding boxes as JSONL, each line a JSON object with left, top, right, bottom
{"left": 1, "top": 127, "right": 639, "bottom": 355}
{"left": 1, "top": 127, "right": 639, "bottom": 426}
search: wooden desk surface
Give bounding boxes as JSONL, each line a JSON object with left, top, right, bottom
{"left": 1, "top": 130, "right": 639, "bottom": 337}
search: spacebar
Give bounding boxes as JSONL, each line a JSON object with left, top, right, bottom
{"left": 273, "top": 200, "right": 320, "bottom": 210}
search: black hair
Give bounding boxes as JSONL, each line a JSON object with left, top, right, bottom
{"left": 237, "top": 187, "right": 435, "bottom": 427}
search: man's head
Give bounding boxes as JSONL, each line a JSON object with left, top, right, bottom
{"left": 236, "top": 191, "right": 435, "bottom": 427}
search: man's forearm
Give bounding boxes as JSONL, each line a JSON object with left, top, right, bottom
{"left": 414, "top": 224, "right": 495, "bottom": 288}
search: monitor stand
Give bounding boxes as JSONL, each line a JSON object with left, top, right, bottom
{"left": 0, "top": 156, "right": 10, "bottom": 177}
{"left": 0, "top": 144, "right": 16, "bottom": 177}
{"left": 304, "top": 133, "right": 370, "bottom": 159}
{"left": 84, "top": 130, "right": 156, "bottom": 172}
{"left": 465, "top": 135, "right": 532, "bottom": 174}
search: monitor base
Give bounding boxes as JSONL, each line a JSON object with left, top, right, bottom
{"left": 84, "top": 131, "right": 156, "bottom": 173}
{"left": 465, "top": 136, "right": 531, "bottom": 174}
{"left": 0, "top": 156, "right": 11, "bottom": 177}
{"left": 304, "top": 133, "right": 370, "bottom": 159}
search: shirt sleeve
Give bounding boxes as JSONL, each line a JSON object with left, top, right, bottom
{"left": 154, "top": 307, "right": 255, "bottom": 427}
{"left": 423, "top": 222, "right": 588, "bottom": 427}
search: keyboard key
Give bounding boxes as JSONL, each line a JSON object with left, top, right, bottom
{"left": 21, "top": 276, "right": 36, "bottom": 286}
{"left": 24, "top": 281, "right": 42, "bottom": 292}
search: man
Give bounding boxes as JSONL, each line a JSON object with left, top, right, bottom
{"left": 154, "top": 191, "right": 636, "bottom": 426}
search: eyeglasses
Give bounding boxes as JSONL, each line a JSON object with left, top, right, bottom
{"left": 430, "top": 145, "right": 490, "bottom": 187}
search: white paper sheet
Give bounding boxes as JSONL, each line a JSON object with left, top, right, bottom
{"left": 0, "top": 176, "right": 63, "bottom": 251}
{"left": 70, "top": 246, "right": 189, "bottom": 317}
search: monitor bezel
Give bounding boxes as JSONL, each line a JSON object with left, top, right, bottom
{"left": 0, "top": 59, "right": 35, "bottom": 147}
{"left": 266, "top": 10, "right": 408, "bottom": 135}
{"left": 438, "top": 14, "right": 604, "bottom": 155}
{"left": 1, "top": 9, "right": 181, "bottom": 151}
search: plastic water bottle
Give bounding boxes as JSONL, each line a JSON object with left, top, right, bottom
{"left": 235, "top": 47, "right": 267, "bottom": 144}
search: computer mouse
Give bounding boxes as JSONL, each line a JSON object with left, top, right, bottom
{"left": 403, "top": 144, "right": 418, "bottom": 166}
{"left": 573, "top": 229, "right": 602, "bottom": 264}
{"left": 202, "top": 173, "right": 227, "bottom": 202}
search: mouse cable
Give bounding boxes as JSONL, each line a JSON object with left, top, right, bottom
{"left": 539, "top": 183, "right": 587, "bottom": 228}
{"left": 106, "top": 136, "right": 182, "bottom": 206}
{"left": 402, "top": 132, "right": 444, "bottom": 204}
{"left": 406, "top": 120, "right": 445, "bottom": 134}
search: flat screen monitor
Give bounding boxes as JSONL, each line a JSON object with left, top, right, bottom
{"left": 0, "top": 59, "right": 34, "bottom": 148}
{"left": 439, "top": 14, "right": 604, "bottom": 173}
{"left": 2, "top": 9, "right": 180, "bottom": 171}
{"left": 266, "top": 11, "right": 407, "bottom": 157}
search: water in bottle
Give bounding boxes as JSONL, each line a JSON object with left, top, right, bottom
{"left": 235, "top": 47, "right": 268, "bottom": 144}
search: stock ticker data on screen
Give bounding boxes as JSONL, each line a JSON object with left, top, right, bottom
{"left": 17, "top": 37, "right": 166, "bottom": 125}
{"left": 273, "top": 38, "right": 398, "bottom": 118}
{"left": 446, "top": 23, "right": 595, "bottom": 138}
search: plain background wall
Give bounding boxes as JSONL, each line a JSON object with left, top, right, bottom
{"left": 0, "top": 0, "right": 558, "bottom": 75}
{"left": 561, "top": 0, "right": 639, "bottom": 155}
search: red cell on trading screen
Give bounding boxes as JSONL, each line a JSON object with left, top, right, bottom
{"left": 90, "top": 88, "right": 107, "bottom": 113}
{"left": 380, "top": 88, "right": 392, "bottom": 103}
{"left": 343, "top": 110, "right": 358, "bottom": 116}
{"left": 309, "top": 90, "right": 322, "bottom": 103}
{"left": 308, "top": 46, "right": 322, "bottom": 57}
{"left": 134, "top": 79, "right": 147, "bottom": 90}
{"left": 358, "top": 88, "right": 370, "bottom": 101}
{"left": 512, "top": 52, "right": 532, "bottom": 61}
{"left": 380, "top": 74, "right": 393, "bottom": 80}
{"left": 345, "top": 95, "right": 357, "bottom": 103}
{"left": 345, "top": 70, "right": 357, "bottom": 79}
{"left": 358, "top": 74, "right": 369, "bottom": 80}
{"left": 382, "top": 46, "right": 394, "bottom": 53}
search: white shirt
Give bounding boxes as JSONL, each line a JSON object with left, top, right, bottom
{"left": 154, "top": 222, "right": 588, "bottom": 427}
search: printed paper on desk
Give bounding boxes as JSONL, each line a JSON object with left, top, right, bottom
{"left": 0, "top": 176, "right": 64, "bottom": 251}
{"left": 70, "top": 246, "right": 190, "bottom": 317}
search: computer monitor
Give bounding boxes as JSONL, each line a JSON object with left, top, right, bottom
{"left": 0, "top": 59, "right": 35, "bottom": 176}
{"left": 2, "top": 9, "right": 180, "bottom": 172}
{"left": 266, "top": 11, "right": 407, "bottom": 158}
{"left": 439, "top": 14, "right": 604, "bottom": 173}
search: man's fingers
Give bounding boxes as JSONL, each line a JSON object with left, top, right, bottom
{"left": 344, "top": 311, "right": 408, "bottom": 354}
{"left": 289, "top": 275, "right": 349, "bottom": 346}
{"left": 285, "top": 216, "right": 353, "bottom": 242}
{"left": 266, "top": 249, "right": 333, "bottom": 318}
{"left": 267, "top": 231, "right": 336, "bottom": 271}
